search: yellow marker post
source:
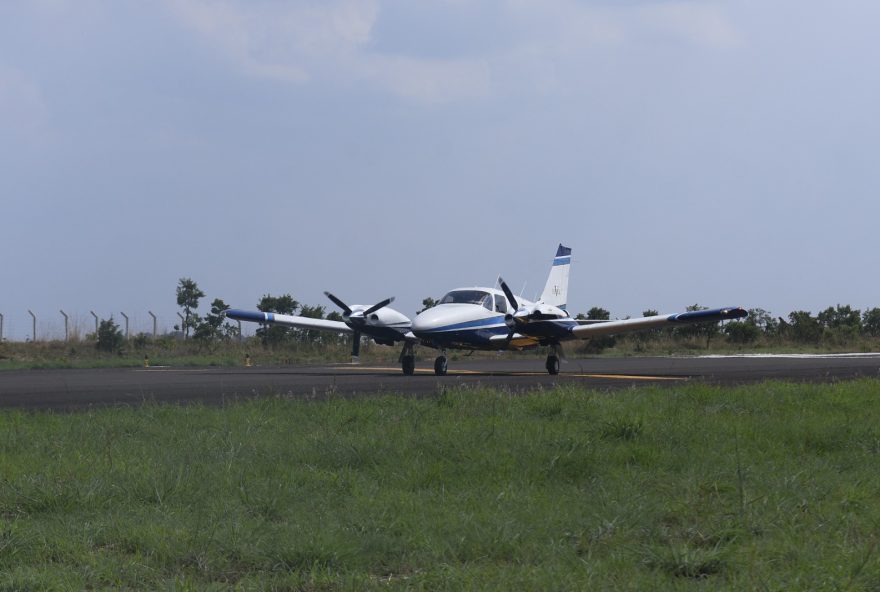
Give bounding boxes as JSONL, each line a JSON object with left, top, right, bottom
{"left": 143, "top": 355, "right": 150, "bottom": 368}
{"left": 245, "top": 354, "right": 252, "bottom": 367}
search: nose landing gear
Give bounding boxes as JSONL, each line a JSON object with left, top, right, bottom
{"left": 434, "top": 354, "right": 448, "bottom": 376}
{"left": 400, "top": 341, "right": 416, "bottom": 375}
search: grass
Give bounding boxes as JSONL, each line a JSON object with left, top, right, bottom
{"left": 1, "top": 380, "right": 880, "bottom": 589}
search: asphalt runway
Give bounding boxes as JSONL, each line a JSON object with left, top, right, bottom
{"left": 1, "top": 353, "right": 879, "bottom": 411}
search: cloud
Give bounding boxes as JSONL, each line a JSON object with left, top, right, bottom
{"left": 164, "top": 0, "right": 742, "bottom": 104}
{"left": 166, "top": 0, "right": 489, "bottom": 103}
{"left": 636, "top": 2, "right": 744, "bottom": 49}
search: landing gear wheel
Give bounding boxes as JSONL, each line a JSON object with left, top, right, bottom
{"left": 546, "top": 355, "right": 560, "bottom": 375}
{"left": 434, "top": 356, "right": 448, "bottom": 376}
{"left": 402, "top": 355, "right": 415, "bottom": 376}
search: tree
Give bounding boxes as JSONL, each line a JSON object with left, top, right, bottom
{"left": 325, "top": 310, "right": 349, "bottom": 345}
{"left": 863, "top": 308, "right": 880, "bottom": 337}
{"left": 674, "top": 304, "right": 719, "bottom": 344}
{"left": 745, "top": 308, "right": 778, "bottom": 335}
{"left": 788, "top": 310, "right": 822, "bottom": 343}
{"left": 297, "top": 304, "right": 326, "bottom": 343}
{"left": 418, "top": 297, "right": 438, "bottom": 314}
{"left": 577, "top": 306, "right": 615, "bottom": 353}
{"left": 586, "top": 307, "right": 611, "bottom": 321}
{"left": 193, "top": 298, "right": 234, "bottom": 343}
{"left": 817, "top": 304, "right": 861, "bottom": 331}
{"left": 724, "top": 321, "right": 760, "bottom": 344}
{"left": 96, "top": 317, "right": 124, "bottom": 352}
{"left": 637, "top": 309, "right": 662, "bottom": 341}
{"left": 176, "top": 277, "right": 205, "bottom": 339}
{"left": 256, "top": 294, "right": 299, "bottom": 346}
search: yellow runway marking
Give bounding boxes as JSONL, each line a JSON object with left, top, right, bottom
{"left": 333, "top": 367, "right": 687, "bottom": 381}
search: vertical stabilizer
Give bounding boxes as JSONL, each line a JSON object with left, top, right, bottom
{"left": 539, "top": 244, "right": 572, "bottom": 310}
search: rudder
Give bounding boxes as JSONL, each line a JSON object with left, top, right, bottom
{"left": 539, "top": 244, "right": 571, "bottom": 310}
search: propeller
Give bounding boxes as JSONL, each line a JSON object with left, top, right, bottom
{"left": 498, "top": 277, "right": 524, "bottom": 345}
{"left": 362, "top": 296, "right": 395, "bottom": 317}
{"left": 324, "top": 292, "right": 396, "bottom": 362}
{"left": 324, "top": 291, "right": 352, "bottom": 315}
{"left": 324, "top": 292, "right": 395, "bottom": 323}
{"left": 498, "top": 277, "right": 519, "bottom": 311}
{"left": 498, "top": 277, "right": 536, "bottom": 328}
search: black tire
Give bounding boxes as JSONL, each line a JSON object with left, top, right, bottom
{"left": 546, "top": 355, "right": 560, "bottom": 375}
{"left": 402, "top": 356, "right": 415, "bottom": 376}
{"left": 434, "top": 356, "right": 448, "bottom": 376}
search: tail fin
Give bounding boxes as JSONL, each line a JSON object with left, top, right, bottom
{"left": 539, "top": 244, "right": 571, "bottom": 310}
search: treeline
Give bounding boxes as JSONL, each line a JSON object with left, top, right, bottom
{"left": 91, "top": 278, "right": 880, "bottom": 354}
{"left": 575, "top": 304, "right": 880, "bottom": 352}
{"left": 172, "top": 278, "right": 347, "bottom": 348}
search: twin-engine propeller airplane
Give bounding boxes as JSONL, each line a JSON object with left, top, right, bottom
{"left": 226, "top": 244, "right": 747, "bottom": 376}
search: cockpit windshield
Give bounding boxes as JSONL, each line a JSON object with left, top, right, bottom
{"left": 439, "top": 290, "right": 493, "bottom": 310}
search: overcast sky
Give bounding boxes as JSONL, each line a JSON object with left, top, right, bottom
{"left": 2, "top": 1, "right": 879, "bottom": 339}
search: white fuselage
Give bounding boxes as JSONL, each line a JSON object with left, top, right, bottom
{"left": 411, "top": 287, "right": 573, "bottom": 350}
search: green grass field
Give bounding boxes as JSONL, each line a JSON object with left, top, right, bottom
{"left": 1, "top": 380, "right": 879, "bottom": 590}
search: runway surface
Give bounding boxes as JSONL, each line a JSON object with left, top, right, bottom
{"left": 1, "top": 353, "right": 879, "bottom": 410}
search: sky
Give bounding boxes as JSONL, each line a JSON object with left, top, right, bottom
{"left": 2, "top": 0, "right": 879, "bottom": 340}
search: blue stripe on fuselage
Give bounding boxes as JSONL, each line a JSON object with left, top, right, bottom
{"left": 413, "top": 314, "right": 508, "bottom": 348}
{"left": 552, "top": 256, "right": 571, "bottom": 266}
{"left": 415, "top": 315, "right": 508, "bottom": 334}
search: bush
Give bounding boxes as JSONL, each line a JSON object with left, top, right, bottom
{"left": 724, "top": 321, "right": 760, "bottom": 344}
{"left": 96, "top": 318, "right": 124, "bottom": 352}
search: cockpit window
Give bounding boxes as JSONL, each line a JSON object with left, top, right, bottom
{"left": 439, "top": 290, "right": 493, "bottom": 311}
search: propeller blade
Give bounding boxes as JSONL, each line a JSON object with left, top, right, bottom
{"left": 498, "top": 277, "right": 518, "bottom": 311}
{"left": 324, "top": 291, "right": 352, "bottom": 315}
{"left": 363, "top": 296, "right": 395, "bottom": 317}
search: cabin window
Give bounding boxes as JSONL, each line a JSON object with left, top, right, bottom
{"left": 439, "top": 290, "right": 493, "bottom": 308}
{"left": 495, "top": 295, "right": 507, "bottom": 313}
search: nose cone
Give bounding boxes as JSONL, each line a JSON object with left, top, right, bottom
{"left": 412, "top": 306, "right": 451, "bottom": 335}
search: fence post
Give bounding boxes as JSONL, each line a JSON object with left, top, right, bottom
{"left": 120, "top": 312, "right": 129, "bottom": 340}
{"left": 28, "top": 310, "right": 36, "bottom": 342}
{"left": 148, "top": 311, "right": 157, "bottom": 338}
{"left": 60, "top": 310, "right": 69, "bottom": 342}
{"left": 90, "top": 311, "right": 99, "bottom": 336}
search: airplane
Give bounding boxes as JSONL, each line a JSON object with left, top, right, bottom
{"left": 227, "top": 244, "right": 747, "bottom": 376}
{"left": 408, "top": 244, "right": 746, "bottom": 375}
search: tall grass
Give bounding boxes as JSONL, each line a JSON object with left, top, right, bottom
{"left": 1, "top": 380, "right": 880, "bottom": 589}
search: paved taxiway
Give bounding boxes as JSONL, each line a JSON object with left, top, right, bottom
{"left": 1, "top": 354, "right": 879, "bottom": 410}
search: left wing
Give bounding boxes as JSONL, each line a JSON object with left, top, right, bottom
{"left": 569, "top": 307, "right": 747, "bottom": 339}
{"left": 226, "top": 309, "right": 353, "bottom": 333}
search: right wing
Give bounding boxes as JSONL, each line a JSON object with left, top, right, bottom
{"left": 225, "top": 309, "right": 353, "bottom": 333}
{"left": 569, "top": 307, "right": 747, "bottom": 339}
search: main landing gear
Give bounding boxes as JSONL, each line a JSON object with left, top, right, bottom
{"left": 399, "top": 344, "right": 448, "bottom": 376}
{"left": 400, "top": 342, "right": 416, "bottom": 376}
{"left": 545, "top": 343, "right": 563, "bottom": 375}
